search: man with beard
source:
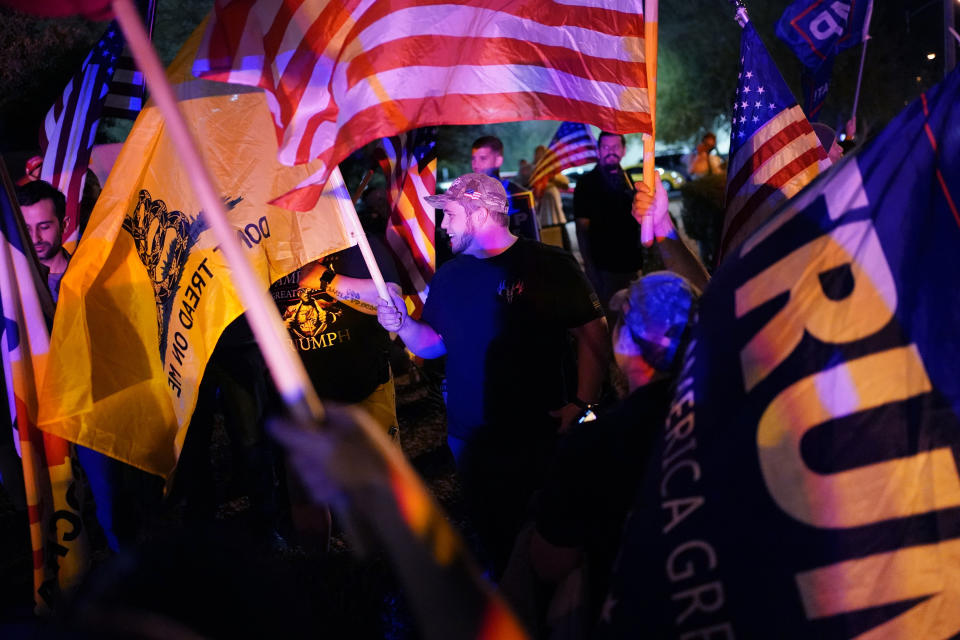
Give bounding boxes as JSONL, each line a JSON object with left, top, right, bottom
{"left": 574, "top": 131, "right": 644, "bottom": 310}
{"left": 378, "top": 172, "right": 608, "bottom": 577}
{"left": 15, "top": 180, "right": 163, "bottom": 552}
{"left": 470, "top": 135, "right": 539, "bottom": 241}
{"left": 16, "top": 180, "right": 70, "bottom": 302}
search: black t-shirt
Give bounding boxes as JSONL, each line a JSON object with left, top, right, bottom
{"left": 573, "top": 165, "right": 643, "bottom": 272}
{"left": 534, "top": 378, "right": 673, "bottom": 619}
{"left": 270, "top": 238, "right": 399, "bottom": 404}
{"left": 535, "top": 378, "right": 674, "bottom": 547}
{"left": 422, "top": 238, "right": 602, "bottom": 439}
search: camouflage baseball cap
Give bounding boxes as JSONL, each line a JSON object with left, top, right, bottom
{"left": 424, "top": 172, "right": 508, "bottom": 214}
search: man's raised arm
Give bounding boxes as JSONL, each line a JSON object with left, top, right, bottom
{"left": 633, "top": 180, "right": 710, "bottom": 293}
{"left": 300, "top": 262, "right": 398, "bottom": 316}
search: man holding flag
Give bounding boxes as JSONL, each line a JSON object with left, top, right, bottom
{"left": 271, "top": 239, "right": 403, "bottom": 441}
{"left": 16, "top": 182, "right": 70, "bottom": 303}
{"left": 0, "top": 160, "right": 89, "bottom": 612}
{"left": 598, "top": 61, "right": 960, "bottom": 640}
{"left": 378, "top": 172, "right": 608, "bottom": 577}
{"left": 36, "top": 23, "right": 355, "bottom": 484}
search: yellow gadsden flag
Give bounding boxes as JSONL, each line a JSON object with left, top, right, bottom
{"left": 36, "top": 24, "right": 354, "bottom": 479}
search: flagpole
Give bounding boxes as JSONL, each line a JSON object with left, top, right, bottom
{"left": 640, "top": 0, "right": 659, "bottom": 246}
{"left": 112, "top": 0, "right": 323, "bottom": 424}
{"left": 946, "top": 0, "right": 957, "bottom": 75}
{"left": 346, "top": 169, "right": 391, "bottom": 302}
{"left": 850, "top": 0, "right": 874, "bottom": 126}
{"left": 729, "top": 0, "right": 749, "bottom": 28}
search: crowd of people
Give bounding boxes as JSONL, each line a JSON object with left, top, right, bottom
{"left": 4, "top": 129, "right": 725, "bottom": 637}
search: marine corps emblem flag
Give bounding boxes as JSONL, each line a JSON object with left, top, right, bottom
{"left": 36, "top": 23, "right": 355, "bottom": 479}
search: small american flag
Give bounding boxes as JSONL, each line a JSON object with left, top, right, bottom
{"left": 193, "top": 0, "right": 652, "bottom": 211}
{"left": 39, "top": 22, "right": 126, "bottom": 249}
{"left": 721, "top": 22, "right": 827, "bottom": 260}
{"left": 375, "top": 128, "right": 438, "bottom": 319}
{"left": 529, "top": 122, "right": 598, "bottom": 198}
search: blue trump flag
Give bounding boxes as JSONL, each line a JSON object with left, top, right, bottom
{"left": 776, "top": 0, "right": 873, "bottom": 119}
{"left": 598, "top": 69, "right": 960, "bottom": 638}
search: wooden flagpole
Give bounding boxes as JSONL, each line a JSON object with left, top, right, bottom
{"left": 640, "top": 0, "right": 659, "bottom": 246}
{"left": 112, "top": 0, "right": 323, "bottom": 424}
{"left": 346, "top": 169, "right": 392, "bottom": 302}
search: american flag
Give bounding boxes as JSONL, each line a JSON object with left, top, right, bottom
{"left": 0, "top": 160, "right": 89, "bottom": 611}
{"left": 192, "top": 0, "right": 653, "bottom": 211}
{"left": 101, "top": 0, "right": 156, "bottom": 121}
{"left": 721, "top": 22, "right": 827, "bottom": 260}
{"left": 99, "top": 49, "right": 145, "bottom": 121}
{"left": 39, "top": 22, "right": 126, "bottom": 250}
{"left": 375, "top": 128, "right": 438, "bottom": 319}
{"left": 529, "top": 122, "right": 598, "bottom": 198}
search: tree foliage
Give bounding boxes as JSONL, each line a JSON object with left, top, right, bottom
{"left": 655, "top": 0, "right": 946, "bottom": 147}
{"left": 0, "top": 9, "right": 104, "bottom": 152}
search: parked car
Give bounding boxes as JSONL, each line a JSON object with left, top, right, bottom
{"left": 653, "top": 153, "right": 692, "bottom": 180}
{"left": 626, "top": 164, "right": 687, "bottom": 192}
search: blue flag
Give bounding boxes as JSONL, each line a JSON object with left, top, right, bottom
{"left": 776, "top": 0, "right": 872, "bottom": 68}
{"left": 800, "top": 56, "right": 834, "bottom": 121}
{"left": 599, "top": 68, "right": 960, "bottom": 638}
{"left": 776, "top": 0, "right": 873, "bottom": 120}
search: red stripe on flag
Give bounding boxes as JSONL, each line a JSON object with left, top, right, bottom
{"left": 206, "top": 1, "right": 256, "bottom": 74}
{"left": 337, "top": 92, "right": 647, "bottom": 164}
{"left": 721, "top": 147, "right": 822, "bottom": 256}
{"left": 375, "top": 130, "right": 437, "bottom": 320}
{"left": 353, "top": 0, "right": 646, "bottom": 36}
{"left": 726, "top": 119, "right": 813, "bottom": 200}
{"left": 936, "top": 169, "right": 960, "bottom": 229}
{"left": 344, "top": 37, "right": 648, "bottom": 91}
{"left": 401, "top": 180, "right": 436, "bottom": 245}
{"left": 920, "top": 93, "right": 960, "bottom": 228}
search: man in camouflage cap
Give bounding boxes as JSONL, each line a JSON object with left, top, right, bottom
{"left": 378, "top": 171, "right": 609, "bottom": 578}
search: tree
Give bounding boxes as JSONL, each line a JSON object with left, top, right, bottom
{"left": 0, "top": 9, "right": 104, "bottom": 152}
{"left": 655, "top": 0, "right": 945, "bottom": 148}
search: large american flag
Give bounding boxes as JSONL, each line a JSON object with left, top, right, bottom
{"left": 192, "top": 0, "right": 653, "bottom": 211}
{"left": 375, "top": 128, "right": 438, "bottom": 320}
{"left": 39, "top": 22, "right": 126, "bottom": 250}
{"left": 529, "top": 121, "right": 598, "bottom": 198}
{"left": 721, "top": 22, "right": 827, "bottom": 260}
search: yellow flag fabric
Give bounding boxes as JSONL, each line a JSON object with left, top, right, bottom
{"left": 36, "top": 23, "right": 354, "bottom": 479}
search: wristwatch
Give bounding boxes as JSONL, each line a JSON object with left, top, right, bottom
{"left": 571, "top": 396, "right": 599, "bottom": 424}
{"left": 571, "top": 396, "right": 597, "bottom": 410}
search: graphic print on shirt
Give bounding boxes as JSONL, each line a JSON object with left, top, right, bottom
{"left": 497, "top": 278, "right": 524, "bottom": 303}
{"left": 272, "top": 269, "right": 352, "bottom": 352}
{"left": 282, "top": 288, "right": 343, "bottom": 338}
